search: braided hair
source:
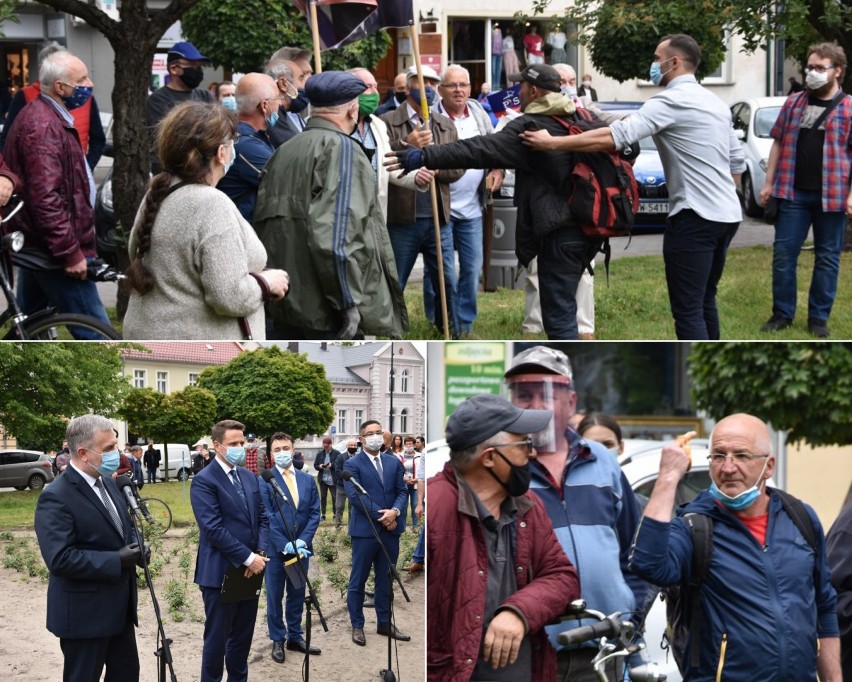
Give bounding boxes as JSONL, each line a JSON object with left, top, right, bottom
{"left": 126, "top": 101, "right": 237, "bottom": 294}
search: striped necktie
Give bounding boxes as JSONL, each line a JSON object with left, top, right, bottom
{"left": 94, "top": 478, "right": 123, "bottom": 535}
{"left": 230, "top": 469, "right": 248, "bottom": 511}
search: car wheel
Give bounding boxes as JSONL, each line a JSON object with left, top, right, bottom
{"left": 28, "top": 474, "right": 46, "bottom": 490}
{"left": 177, "top": 468, "right": 190, "bottom": 481}
{"left": 742, "top": 172, "right": 763, "bottom": 218}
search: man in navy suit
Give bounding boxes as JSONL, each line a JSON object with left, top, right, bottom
{"left": 191, "top": 419, "right": 270, "bottom": 682}
{"left": 259, "top": 431, "right": 322, "bottom": 663}
{"left": 35, "top": 414, "right": 142, "bottom": 682}
{"left": 343, "top": 419, "right": 410, "bottom": 646}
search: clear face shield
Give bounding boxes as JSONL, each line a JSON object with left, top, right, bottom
{"left": 505, "top": 374, "right": 573, "bottom": 453}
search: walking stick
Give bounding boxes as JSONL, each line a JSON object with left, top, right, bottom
{"left": 410, "top": 21, "right": 451, "bottom": 340}
{"left": 309, "top": 0, "right": 323, "bottom": 73}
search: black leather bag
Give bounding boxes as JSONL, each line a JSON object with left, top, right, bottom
{"left": 763, "top": 196, "right": 779, "bottom": 224}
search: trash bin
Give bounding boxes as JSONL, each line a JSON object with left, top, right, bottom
{"left": 484, "top": 197, "right": 525, "bottom": 291}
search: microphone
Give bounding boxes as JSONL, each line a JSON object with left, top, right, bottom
{"left": 116, "top": 476, "right": 142, "bottom": 520}
{"left": 260, "top": 469, "right": 292, "bottom": 505}
{"left": 342, "top": 470, "right": 370, "bottom": 498}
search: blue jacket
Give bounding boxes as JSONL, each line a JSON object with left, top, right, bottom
{"left": 529, "top": 429, "right": 648, "bottom": 649}
{"left": 629, "top": 488, "right": 839, "bottom": 681}
{"left": 217, "top": 120, "right": 275, "bottom": 224}
{"left": 259, "top": 465, "right": 320, "bottom": 553}
{"left": 343, "top": 450, "right": 408, "bottom": 538}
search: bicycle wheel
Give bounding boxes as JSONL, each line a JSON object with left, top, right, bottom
{"left": 14, "top": 313, "right": 121, "bottom": 340}
{"left": 139, "top": 498, "right": 172, "bottom": 536}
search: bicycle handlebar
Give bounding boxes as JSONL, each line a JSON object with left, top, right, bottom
{"left": 557, "top": 614, "right": 625, "bottom": 646}
{"left": 87, "top": 258, "right": 125, "bottom": 282}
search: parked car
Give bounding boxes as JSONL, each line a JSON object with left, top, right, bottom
{"left": 0, "top": 449, "right": 55, "bottom": 490}
{"left": 150, "top": 443, "right": 193, "bottom": 481}
{"left": 729, "top": 96, "right": 787, "bottom": 217}
{"left": 94, "top": 166, "right": 118, "bottom": 266}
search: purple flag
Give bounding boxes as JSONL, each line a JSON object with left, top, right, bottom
{"left": 293, "top": 0, "right": 414, "bottom": 50}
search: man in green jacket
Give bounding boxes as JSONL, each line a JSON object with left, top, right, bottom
{"left": 255, "top": 71, "right": 408, "bottom": 339}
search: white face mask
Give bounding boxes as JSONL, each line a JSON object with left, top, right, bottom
{"left": 806, "top": 70, "right": 830, "bottom": 91}
{"left": 223, "top": 140, "right": 235, "bottom": 175}
{"left": 364, "top": 434, "right": 384, "bottom": 452}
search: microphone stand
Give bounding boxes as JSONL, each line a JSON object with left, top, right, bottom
{"left": 349, "top": 475, "right": 410, "bottom": 682}
{"left": 266, "top": 474, "right": 328, "bottom": 682}
{"left": 123, "top": 485, "right": 177, "bottom": 682}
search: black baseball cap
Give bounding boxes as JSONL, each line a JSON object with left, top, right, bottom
{"left": 508, "top": 64, "right": 561, "bottom": 93}
{"left": 445, "top": 394, "right": 551, "bottom": 451}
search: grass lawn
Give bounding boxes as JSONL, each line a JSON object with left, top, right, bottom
{"left": 403, "top": 245, "right": 852, "bottom": 340}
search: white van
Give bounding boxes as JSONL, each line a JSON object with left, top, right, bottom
{"left": 151, "top": 443, "right": 193, "bottom": 481}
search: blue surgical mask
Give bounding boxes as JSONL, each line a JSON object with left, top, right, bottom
{"left": 408, "top": 86, "right": 437, "bottom": 106}
{"left": 649, "top": 58, "right": 673, "bottom": 86}
{"left": 561, "top": 85, "right": 577, "bottom": 99}
{"left": 61, "top": 83, "right": 94, "bottom": 111}
{"left": 96, "top": 449, "right": 121, "bottom": 477}
{"left": 225, "top": 446, "right": 246, "bottom": 467}
{"left": 266, "top": 109, "right": 279, "bottom": 129}
{"left": 274, "top": 451, "right": 293, "bottom": 469}
{"left": 289, "top": 88, "right": 310, "bottom": 113}
{"left": 708, "top": 457, "right": 770, "bottom": 511}
{"left": 223, "top": 140, "right": 235, "bottom": 175}
{"left": 221, "top": 95, "right": 237, "bottom": 112}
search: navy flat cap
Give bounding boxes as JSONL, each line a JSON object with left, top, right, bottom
{"left": 306, "top": 71, "right": 367, "bottom": 107}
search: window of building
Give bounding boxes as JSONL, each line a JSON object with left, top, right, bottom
{"left": 355, "top": 410, "right": 364, "bottom": 430}
{"left": 188, "top": 373, "right": 199, "bottom": 387}
{"left": 133, "top": 369, "right": 146, "bottom": 388}
{"left": 337, "top": 409, "right": 347, "bottom": 435}
{"left": 399, "top": 408, "right": 409, "bottom": 434}
{"left": 400, "top": 369, "right": 410, "bottom": 393}
{"left": 156, "top": 371, "right": 168, "bottom": 393}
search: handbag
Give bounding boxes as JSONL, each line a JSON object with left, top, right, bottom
{"left": 763, "top": 196, "right": 779, "bottom": 224}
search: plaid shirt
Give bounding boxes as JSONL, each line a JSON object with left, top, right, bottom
{"left": 770, "top": 90, "right": 852, "bottom": 211}
{"left": 244, "top": 446, "right": 259, "bottom": 475}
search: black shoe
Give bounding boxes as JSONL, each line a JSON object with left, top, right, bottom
{"left": 363, "top": 599, "right": 375, "bottom": 608}
{"left": 808, "top": 318, "right": 830, "bottom": 338}
{"left": 352, "top": 627, "right": 366, "bottom": 646}
{"left": 377, "top": 624, "right": 411, "bottom": 641}
{"left": 321, "top": 515, "right": 326, "bottom": 521}
{"left": 271, "top": 641, "right": 285, "bottom": 663}
{"left": 761, "top": 314, "right": 793, "bottom": 332}
{"left": 365, "top": 589, "right": 374, "bottom": 597}
{"left": 287, "top": 639, "right": 321, "bottom": 655}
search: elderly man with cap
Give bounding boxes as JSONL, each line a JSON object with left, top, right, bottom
{"left": 255, "top": 70, "right": 407, "bottom": 340}
{"left": 146, "top": 41, "right": 213, "bottom": 172}
{"left": 387, "top": 64, "right": 638, "bottom": 340}
{"left": 502, "top": 345, "right": 649, "bottom": 681}
{"left": 381, "top": 64, "right": 465, "bottom": 338}
{"left": 428, "top": 393, "right": 580, "bottom": 682}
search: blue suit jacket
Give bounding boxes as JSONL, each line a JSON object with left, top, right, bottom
{"left": 34, "top": 464, "right": 138, "bottom": 639}
{"left": 343, "top": 450, "right": 408, "bottom": 538}
{"left": 190, "top": 460, "right": 270, "bottom": 589}
{"left": 259, "top": 466, "right": 321, "bottom": 554}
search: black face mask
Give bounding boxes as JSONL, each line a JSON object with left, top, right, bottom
{"left": 178, "top": 66, "right": 204, "bottom": 90}
{"left": 394, "top": 91, "right": 407, "bottom": 104}
{"left": 486, "top": 449, "right": 531, "bottom": 497}
{"left": 289, "top": 88, "right": 310, "bottom": 113}
{"left": 347, "top": 447, "right": 358, "bottom": 455}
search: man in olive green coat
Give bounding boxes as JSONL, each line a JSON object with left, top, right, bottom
{"left": 255, "top": 71, "right": 408, "bottom": 339}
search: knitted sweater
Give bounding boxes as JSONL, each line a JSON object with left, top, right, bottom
{"left": 124, "top": 183, "right": 267, "bottom": 339}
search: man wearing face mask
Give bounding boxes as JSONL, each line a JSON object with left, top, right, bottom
{"left": 376, "top": 71, "right": 408, "bottom": 117}
{"left": 428, "top": 393, "right": 580, "bottom": 681}
{"left": 2, "top": 49, "right": 112, "bottom": 334}
{"left": 260, "top": 432, "right": 322, "bottom": 663}
{"left": 264, "top": 58, "right": 304, "bottom": 148}
{"left": 216, "top": 80, "right": 237, "bottom": 112}
{"left": 343, "top": 420, "right": 409, "bottom": 646}
{"left": 34, "top": 415, "right": 143, "bottom": 682}
{"left": 630, "top": 413, "right": 842, "bottom": 682}
{"left": 255, "top": 70, "right": 408, "bottom": 340}
{"left": 520, "top": 34, "right": 745, "bottom": 341}
{"left": 146, "top": 41, "right": 213, "bottom": 173}
{"left": 504, "top": 345, "right": 648, "bottom": 682}
{"left": 190, "top": 419, "right": 270, "bottom": 682}
{"left": 267, "top": 46, "right": 313, "bottom": 133}
{"left": 759, "top": 42, "right": 852, "bottom": 339}
{"left": 333, "top": 438, "right": 360, "bottom": 526}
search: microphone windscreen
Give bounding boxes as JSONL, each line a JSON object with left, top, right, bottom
{"left": 115, "top": 477, "right": 133, "bottom": 490}
{"left": 342, "top": 470, "right": 353, "bottom": 481}
{"left": 260, "top": 469, "right": 275, "bottom": 483}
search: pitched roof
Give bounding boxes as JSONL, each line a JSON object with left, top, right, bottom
{"left": 121, "top": 342, "right": 245, "bottom": 365}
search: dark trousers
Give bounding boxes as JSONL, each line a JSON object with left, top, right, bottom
{"left": 200, "top": 585, "right": 259, "bottom": 682}
{"left": 318, "top": 479, "right": 334, "bottom": 517}
{"left": 146, "top": 466, "right": 156, "bottom": 483}
{"left": 537, "top": 228, "right": 592, "bottom": 339}
{"left": 663, "top": 209, "right": 739, "bottom": 340}
{"left": 347, "top": 534, "right": 400, "bottom": 629}
{"left": 334, "top": 486, "right": 347, "bottom": 524}
{"left": 60, "top": 619, "right": 139, "bottom": 682}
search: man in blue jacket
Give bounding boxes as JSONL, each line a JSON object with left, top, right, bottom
{"left": 630, "top": 413, "right": 841, "bottom": 681}
{"left": 259, "top": 431, "right": 321, "bottom": 663}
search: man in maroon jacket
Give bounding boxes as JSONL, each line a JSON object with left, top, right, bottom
{"left": 3, "top": 48, "right": 110, "bottom": 335}
{"left": 427, "top": 394, "right": 580, "bottom": 682}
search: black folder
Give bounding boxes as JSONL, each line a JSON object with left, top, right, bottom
{"left": 220, "top": 565, "right": 263, "bottom": 603}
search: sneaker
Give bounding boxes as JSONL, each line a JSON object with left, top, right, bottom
{"left": 807, "top": 319, "right": 830, "bottom": 338}
{"left": 760, "top": 314, "right": 793, "bottom": 332}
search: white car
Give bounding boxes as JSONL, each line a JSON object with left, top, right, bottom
{"left": 730, "top": 96, "right": 788, "bottom": 217}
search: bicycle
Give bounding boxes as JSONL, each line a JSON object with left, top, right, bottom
{"left": 138, "top": 496, "right": 173, "bottom": 539}
{"left": 557, "top": 600, "right": 667, "bottom": 682}
{"left": 1, "top": 199, "right": 123, "bottom": 340}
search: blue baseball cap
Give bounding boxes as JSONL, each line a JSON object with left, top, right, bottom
{"left": 168, "top": 41, "right": 210, "bottom": 63}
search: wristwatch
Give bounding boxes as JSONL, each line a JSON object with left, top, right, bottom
{"left": 256, "top": 550, "right": 268, "bottom": 558}
{"left": 391, "top": 508, "right": 401, "bottom": 518}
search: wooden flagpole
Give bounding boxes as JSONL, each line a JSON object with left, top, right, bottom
{"left": 409, "top": 20, "right": 450, "bottom": 340}
{"left": 309, "top": 0, "right": 323, "bottom": 73}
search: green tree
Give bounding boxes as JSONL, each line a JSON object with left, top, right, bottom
{"left": 0, "top": 343, "right": 129, "bottom": 451}
{"left": 197, "top": 345, "right": 334, "bottom": 439}
{"left": 0, "top": 1, "right": 20, "bottom": 38}
{"left": 689, "top": 342, "right": 852, "bottom": 447}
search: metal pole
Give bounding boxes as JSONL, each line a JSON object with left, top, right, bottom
{"left": 389, "top": 342, "right": 395, "bottom": 433}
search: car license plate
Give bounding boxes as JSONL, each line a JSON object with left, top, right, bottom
{"left": 639, "top": 202, "right": 668, "bottom": 214}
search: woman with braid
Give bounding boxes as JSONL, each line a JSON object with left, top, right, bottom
{"left": 124, "top": 101, "right": 288, "bottom": 339}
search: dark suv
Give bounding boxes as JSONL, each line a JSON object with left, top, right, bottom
{"left": 0, "top": 449, "right": 55, "bottom": 490}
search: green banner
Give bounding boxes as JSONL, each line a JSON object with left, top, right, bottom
{"left": 444, "top": 342, "right": 506, "bottom": 420}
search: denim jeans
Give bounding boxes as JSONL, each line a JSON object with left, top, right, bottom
{"left": 491, "top": 53, "right": 503, "bottom": 90}
{"left": 16, "top": 267, "right": 111, "bottom": 340}
{"left": 537, "top": 228, "right": 591, "bottom": 339}
{"left": 412, "top": 525, "right": 424, "bottom": 564}
{"left": 387, "top": 219, "right": 460, "bottom": 334}
{"left": 422, "top": 215, "right": 483, "bottom": 333}
{"left": 772, "top": 190, "right": 846, "bottom": 323}
{"left": 663, "top": 209, "right": 739, "bottom": 340}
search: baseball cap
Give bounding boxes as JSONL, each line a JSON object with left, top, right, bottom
{"left": 246, "top": 433, "right": 257, "bottom": 441}
{"left": 306, "top": 70, "right": 367, "bottom": 107}
{"left": 167, "top": 41, "right": 210, "bottom": 63}
{"left": 445, "top": 394, "right": 551, "bottom": 451}
{"left": 406, "top": 65, "right": 441, "bottom": 83}
{"left": 507, "top": 64, "right": 561, "bottom": 93}
{"left": 504, "top": 346, "right": 574, "bottom": 381}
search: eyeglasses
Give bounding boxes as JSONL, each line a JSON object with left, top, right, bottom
{"left": 489, "top": 438, "right": 534, "bottom": 455}
{"left": 707, "top": 453, "right": 769, "bottom": 465}
{"left": 805, "top": 64, "right": 835, "bottom": 74}
{"left": 440, "top": 82, "right": 470, "bottom": 89}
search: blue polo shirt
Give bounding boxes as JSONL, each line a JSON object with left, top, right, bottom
{"left": 217, "top": 120, "right": 275, "bottom": 224}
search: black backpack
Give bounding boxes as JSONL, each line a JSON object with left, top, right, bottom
{"left": 663, "top": 489, "right": 818, "bottom": 674}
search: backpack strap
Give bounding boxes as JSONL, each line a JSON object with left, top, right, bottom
{"left": 685, "top": 513, "right": 713, "bottom": 670}
{"left": 773, "top": 488, "right": 818, "bottom": 550}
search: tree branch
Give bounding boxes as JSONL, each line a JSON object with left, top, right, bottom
{"left": 36, "top": 0, "right": 116, "bottom": 37}
{"left": 147, "top": 0, "right": 204, "bottom": 43}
